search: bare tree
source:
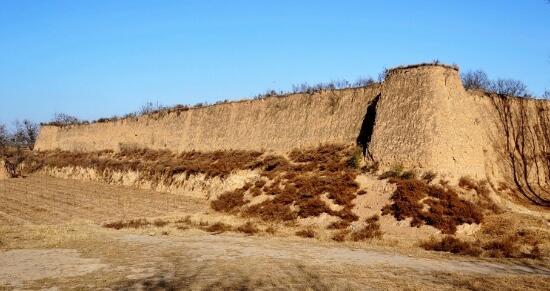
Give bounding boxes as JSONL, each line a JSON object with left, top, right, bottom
{"left": 0, "top": 123, "right": 9, "bottom": 148}
{"left": 461, "top": 70, "right": 491, "bottom": 90}
{"left": 353, "top": 77, "right": 375, "bottom": 87}
{"left": 543, "top": 90, "right": 550, "bottom": 100}
{"left": 139, "top": 101, "right": 165, "bottom": 115}
{"left": 52, "top": 113, "right": 80, "bottom": 125}
{"left": 377, "top": 68, "right": 388, "bottom": 82}
{"left": 491, "top": 78, "right": 529, "bottom": 96}
{"left": 14, "top": 120, "right": 39, "bottom": 150}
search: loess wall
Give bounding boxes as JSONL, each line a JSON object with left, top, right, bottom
{"left": 36, "top": 86, "right": 381, "bottom": 153}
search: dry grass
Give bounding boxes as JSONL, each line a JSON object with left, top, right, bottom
{"left": 103, "top": 219, "right": 151, "bottom": 230}
{"left": 265, "top": 226, "right": 277, "bottom": 235}
{"left": 295, "top": 229, "right": 316, "bottom": 238}
{"left": 421, "top": 171, "right": 437, "bottom": 183}
{"left": 205, "top": 222, "right": 233, "bottom": 234}
{"left": 210, "top": 190, "right": 248, "bottom": 213}
{"left": 350, "top": 215, "right": 382, "bottom": 241}
{"left": 327, "top": 220, "right": 351, "bottom": 230}
{"left": 381, "top": 178, "right": 484, "bottom": 234}
{"left": 24, "top": 147, "right": 264, "bottom": 182}
{"left": 153, "top": 219, "right": 170, "bottom": 227}
{"left": 331, "top": 230, "right": 350, "bottom": 242}
{"left": 421, "top": 236, "right": 482, "bottom": 257}
{"left": 236, "top": 221, "right": 259, "bottom": 235}
{"left": 213, "top": 144, "right": 364, "bottom": 224}
{"left": 421, "top": 234, "right": 543, "bottom": 259}
{"left": 459, "top": 176, "right": 501, "bottom": 213}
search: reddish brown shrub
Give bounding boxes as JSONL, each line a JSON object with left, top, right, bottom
{"left": 297, "top": 198, "right": 334, "bottom": 218}
{"left": 221, "top": 144, "right": 362, "bottom": 223}
{"left": 211, "top": 190, "right": 247, "bottom": 212}
{"left": 421, "top": 234, "right": 542, "bottom": 259}
{"left": 421, "top": 236, "right": 482, "bottom": 257}
{"left": 205, "top": 222, "right": 232, "bottom": 233}
{"left": 381, "top": 179, "right": 483, "bottom": 234}
{"left": 350, "top": 215, "right": 382, "bottom": 241}
{"left": 245, "top": 201, "right": 297, "bottom": 221}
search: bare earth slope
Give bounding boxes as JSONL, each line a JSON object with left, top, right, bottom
{"left": 0, "top": 176, "right": 548, "bottom": 290}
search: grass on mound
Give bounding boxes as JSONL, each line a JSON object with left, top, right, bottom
{"left": 24, "top": 147, "right": 265, "bottom": 184}
{"left": 421, "top": 234, "right": 542, "bottom": 259}
{"left": 381, "top": 178, "right": 484, "bottom": 234}
{"left": 210, "top": 144, "right": 366, "bottom": 223}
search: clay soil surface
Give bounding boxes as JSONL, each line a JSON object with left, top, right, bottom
{"left": 1, "top": 176, "right": 549, "bottom": 290}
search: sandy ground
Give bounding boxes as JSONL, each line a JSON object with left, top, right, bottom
{"left": 0, "top": 176, "right": 549, "bottom": 290}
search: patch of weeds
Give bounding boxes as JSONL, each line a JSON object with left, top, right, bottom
{"left": 421, "top": 236, "right": 482, "bottom": 257}
{"left": 103, "top": 218, "right": 150, "bottom": 230}
{"left": 459, "top": 176, "right": 501, "bottom": 213}
{"left": 421, "top": 234, "right": 542, "bottom": 259}
{"left": 421, "top": 171, "right": 437, "bottom": 183}
{"left": 153, "top": 219, "right": 169, "bottom": 227}
{"left": 295, "top": 229, "right": 316, "bottom": 238}
{"left": 379, "top": 165, "right": 416, "bottom": 180}
{"left": 346, "top": 148, "right": 363, "bottom": 169}
{"left": 381, "top": 178, "right": 483, "bottom": 234}
{"left": 210, "top": 144, "right": 362, "bottom": 224}
{"left": 211, "top": 190, "right": 247, "bottom": 212}
{"left": 361, "top": 161, "right": 379, "bottom": 174}
{"left": 331, "top": 230, "right": 350, "bottom": 242}
{"left": 350, "top": 215, "right": 382, "bottom": 241}
{"left": 265, "top": 226, "right": 277, "bottom": 234}
{"left": 245, "top": 201, "right": 297, "bottom": 221}
{"left": 236, "top": 221, "right": 259, "bottom": 235}
{"left": 327, "top": 220, "right": 350, "bottom": 230}
{"left": 205, "top": 222, "right": 232, "bottom": 234}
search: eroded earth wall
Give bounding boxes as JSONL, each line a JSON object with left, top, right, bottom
{"left": 34, "top": 64, "right": 550, "bottom": 204}
{"left": 35, "top": 86, "right": 381, "bottom": 153}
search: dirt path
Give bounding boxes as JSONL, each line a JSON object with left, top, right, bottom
{"left": 117, "top": 232, "right": 550, "bottom": 276}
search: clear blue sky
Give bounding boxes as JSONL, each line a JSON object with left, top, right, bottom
{"left": 1, "top": 1, "right": 549, "bottom": 125}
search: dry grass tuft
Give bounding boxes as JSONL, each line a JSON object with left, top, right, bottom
{"left": 236, "top": 221, "right": 259, "bottom": 235}
{"left": 211, "top": 190, "right": 247, "bottom": 213}
{"left": 205, "top": 222, "right": 232, "bottom": 234}
{"left": 421, "top": 233, "right": 543, "bottom": 259}
{"left": 153, "top": 219, "right": 169, "bottom": 227}
{"left": 327, "top": 220, "right": 351, "bottom": 230}
{"left": 350, "top": 215, "right": 383, "bottom": 241}
{"left": 421, "top": 236, "right": 482, "bottom": 257}
{"left": 103, "top": 218, "right": 151, "bottom": 230}
{"left": 265, "top": 226, "right": 277, "bottom": 234}
{"left": 421, "top": 171, "right": 437, "bottom": 183}
{"left": 331, "top": 230, "right": 350, "bottom": 242}
{"left": 295, "top": 229, "right": 316, "bottom": 238}
{"left": 459, "top": 176, "right": 501, "bottom": 213}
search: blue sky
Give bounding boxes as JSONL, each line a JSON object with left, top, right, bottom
{"left": 1, "top": 0, "right": 549, "bottom": 125}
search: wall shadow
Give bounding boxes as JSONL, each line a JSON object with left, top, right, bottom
{"left": 357, "top": 94, "right": 380, "bottom": 159}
